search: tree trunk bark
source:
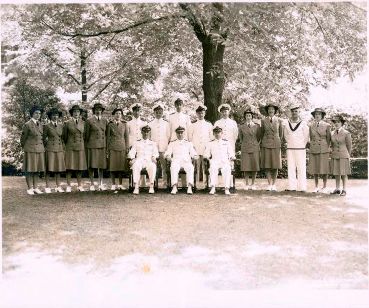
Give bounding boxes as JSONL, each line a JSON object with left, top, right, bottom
{"left": 203, "top": 35, "right": 225, "bottom": 124}
{"left": 81, "top": 49, "right": 87, "bottom": 104}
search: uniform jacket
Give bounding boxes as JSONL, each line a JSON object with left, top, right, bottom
{"left": 239, "top": 122, "right": 261, "bottom": 153}
{"left": 43, "top": 122, "right": 65, "bottom": 152}
{"left": 213, "top": 118, "right": 238, "bottom": 146}
{"left": 169, "top": 112, "right": 191, "bottom": 141}
{"left": 188, "top": 119, "right": 213, "bottom": 155}
{"left": 128, "top": 139, "right": 159, "bottom": 161}
{"left": 148, "top": 118, "right": 170, "bottom": 152}
{"left": 164, "top": 139, "right": 197, "bottom": 163}
{"left": 204, "top": 138, "right": 235, "bottom": 163}
{"left": 260, "top": 116, "right": 283, "bottom": 148}
{"left": 62, "top": 118, "right": 85, "bottom": 151}
{"left": 20, "top": 119, "right": 45, "bottom": 153}
{"left": 331, "top": 128, "right": 352, "bottom": 159}
{"left": 283, "top": 119, "right": 309, "bottom": 149}
{"left": 127, "top": 117, "right": 147, "bottom": 147}
{"left": 107, "top": 120, "right": 129, "bottom": 151}
{"left": 84, "top": 116, "right": 107, "bottom": 149}
{"left": 309, "top": 121, "right": 331, "bottom": 154}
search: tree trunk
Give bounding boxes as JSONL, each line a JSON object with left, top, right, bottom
{"left": 203, "top": 35, "right": 226, "bottom": 124}
{"left": 81, "top": 49, "right": 87, "bottom": 104}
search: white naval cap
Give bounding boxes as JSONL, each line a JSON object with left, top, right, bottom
{"left": 217, "top": 103, "right": 231, "bottom": 113}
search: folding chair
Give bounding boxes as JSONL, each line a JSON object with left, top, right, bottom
{"left": 165, "top": 159, "right": 197, "bottom": 192}
{"left": 204, "top": 159, "right": 236, "bottom": 193}
{"left": 128, "top": 159, "right": 160, "bottom": 192}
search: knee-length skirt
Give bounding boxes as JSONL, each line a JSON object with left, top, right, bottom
{"left": 330, "top": 158, "right": 351, "bottom": 176}
{"left": 45, "top": 151, "right": 66, "bottom": 172}
{"left": 65, "top": 149, "right": 87, "bottom": 170}
{"left": 308, "top": 153, "right": 329, "bottom": 175}
{"left": 22, "top": 152, "right": 45, "bottom": 172}
{"left": 261, "top": 147, "right": 281, "bottom": 169}
{"left": 108, "top": 150, "right": 127, "bottom": 172}
{"left": 86, "top": 148, "right": 107, "bottom": 169}
{"left": 241, "top": 151, "right": 260, "bottom": 172}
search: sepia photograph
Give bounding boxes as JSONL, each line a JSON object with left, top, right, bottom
{"left": 1, "top": 1, "right": 368, "bottom": 307}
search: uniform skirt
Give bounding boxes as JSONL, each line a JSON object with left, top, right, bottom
{"left": 86, "top": 148, "right": 107, "bottom": 169}
{"left": 108, "top": 150, "right": 127, "bottom": 172}
{"left": 261, "top": 147, "right": 281, "bottom": 169}
{"left": 45, "top": 151, "right": 66, "bottom": 172}
{"left": 330, "top": 158, "right": 351, "bottom": 176}
{"left": 22, "top": 152, "right": 45, "bottom": 172}
{"left": 308, "top": 153, "right": 329, "bottom": 175}
{"left": 241, "top": 151, "right": 260, "bottom": 172}
{"left": 65, "top": 149, "right": 87, "bottom": 170}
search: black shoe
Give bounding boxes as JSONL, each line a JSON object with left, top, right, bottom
{"left": 340, "top": 190, "right": 346, "bottom": 196}
{"left": 330, "top": 189, "right": 341, "bottom": 194}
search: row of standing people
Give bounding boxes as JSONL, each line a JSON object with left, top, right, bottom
{"left": 21, "top": 99, "right": 352, "bottom": 196}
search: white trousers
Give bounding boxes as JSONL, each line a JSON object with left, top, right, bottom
{"left": 131, "top": 159, "right": 157, "bottom": 185}
{"left": 287, "top": 149, "right": 307, "bottom": 191}
{"left": 170, "top": 160, "right": 194, "bottom": 186}
{"left": 209, "top": 160, "right": 232, "bottom": 188}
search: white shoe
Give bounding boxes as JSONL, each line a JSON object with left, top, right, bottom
{"left": 171, "top": 186, "right": 178, "bottom": 195}
{"left": 312, "top": 187, "right": 319, "bottom": 193}
{"left": 271, "top": 185, "right": 277, "bottom": 192}
{"left": 247, "top": 185, "right": 252, "bottom": 190}
{"left": 251, "top": 185, "right": 257, "bottom": 190}
{"left": 33, "top": 188, "right": 43, "bottom": 194}
{"left": 27, "top": 189, "right": 35, "bottom": 195}
{"left": 225, "top": 188, "right": 230, "bottom": 195}
{"left": 133, "top": 187, "right": 139, "bottom": 195}
{"left": 111, "top": 185, "right": 117, "bottom": 191}
{"left": 55, "top": 187, "right": 65, "bottom": 193}
{"left": 45, "top": 187, "right": 52, "bottom": 194}
{"left": 89, "top": 185, "right": 96, "bottom": 191}
{"left": 118, "top": 185, "right": 126, "bottom": 190}
{"left": 99, "top": 185, "right": 107, "bottom": 191}
{"left": 187, "top": 186, "right": 193, "bottom": 195}
{"left": 266, "top": 185, "right": 272, "bottom": 191}
{"left": 209, "top": 187, "right": 216, "bottom": 195}
{"left": 149, "top": 186, "right": 155, "bottom": 194}
{"left": 321, "top": 187, "right": 329, "bottom": 193}
{"left": 78, "top": 186, "right": 85, "bottom": 192}
{"left": 66, "top": 186, "right": 72, "bottom": 193}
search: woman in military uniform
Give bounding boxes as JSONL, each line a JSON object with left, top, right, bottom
{"left": 330, "top": 114, "right": 352, "bottom": 196}
{"left": 239, "top": 107, "right": 261, "bottom": 190}
{"left": 260, "top": 103, "right": 283, "bottom": 191}
{"left": 43, "top": 108, "right": 66, "bottom": 193}
{"left": 21, "top": 105, "right": 46, "bottom": 195}
{"left": 62, "top": 104, "right": 87, "bottom": 192}
{"left": 308, "top": 108, "right": 331, "bottom": 193}
{"left": 107, "top": 108, "right": 129, "bottom": 190}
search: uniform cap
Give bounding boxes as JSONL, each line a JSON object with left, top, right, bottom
{"left": 311, "top": 107, "right": 326, "bottom": 118}
{"left": 92, "top": 103, "right": 105, "bottom": 112}
{"left": 218, "top": 103, "right": 231, "bottom": 112}
{"left": 141, "top": 125, "right": 151, "bottom": 132}
{"left": 152, "top": 102, "right": 165, "bottom": 111}
{"left": 195, "top": 105, "right": 207, "bottom": 112}
{"left": 213, "top": 126, "right": 223, "bottom": 132}
{"left": 130, "top": 103, "right": 142, "bottom": 112}
{"left": 47, "top": 108, "right": 62, "bottom": 119}
{"left": 175, "top": 126, "right": 186, "bottom": 132}
{"left": 69, "top": 104, "right": 83, "bottom": 115}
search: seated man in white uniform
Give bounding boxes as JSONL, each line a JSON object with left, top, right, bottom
{"left": 165, "top": 126, "right": 198, "bottom": 195}
{"left": 204, "top": 126, "right": 235, "bottom": 195}
{"left": 128, "top": 125, "right": 159, "bottom": 195}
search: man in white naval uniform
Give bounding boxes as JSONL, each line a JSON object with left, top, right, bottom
{"left": 283, "top": 103, "right": 309, "bottom": 192}
{"left": 127, "top": 103, "right": 147, "bottom": 148}
{"left": 165, "top": 126, "right": 198, "bottom": 195}
{"left": 148, "top": 102, "right": 170, "bottom": 186}
{"left": 204, "top": 126, "right": 235, "bottom": 195}
{"left": 168, "top": 98, "right": 191, "bottom": 141}
{"left": 128, "top": 125, "right": 159, "bottom": 195}
{"left": 188, "top": 105, "right": 213, "bottom": 187}
{"left": 213, "top": 103, "right": 238, "bottom": 153}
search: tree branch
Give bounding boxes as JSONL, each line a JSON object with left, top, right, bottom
{"left": 90, "top": 79, "right": 114, "bottom": 102}
{"left": 41, "top": 50, "right": 81, "bottom": 85}
{"left": 179, "top": 3, "right": 207, "bottom": 42}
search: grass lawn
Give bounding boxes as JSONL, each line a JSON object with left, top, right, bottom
{"left": 2, "top": 176, "right": 368, "bottom": 307}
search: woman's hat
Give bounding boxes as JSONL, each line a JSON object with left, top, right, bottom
{"left": 130, "top": 102, "right": 142, "bottom": 112}
{"left": 243, "top": 106, "right": 255, "bottom": 117}
{"left": 92, "top": 103, "right": 105, "bottom": 113}
{"left": 218, "top": 103, "right": 231, "bottom": 112}
{"left": 311, "top": 107, "right": 326, "bottom": 118}
{"left": 29, "top": 105, "right": 43, "bottom": 116}
{"left": 69, "top": 105, "right": 83, "bottom": 115}
{"left": 152, "top": 102, "right": 164, "bottom": 111}
{"left": 112, "top": 108, "right": 123, "bottom": 115}
{"left": 47, "top": 108, "right": 62, "bottom": 119}
{"left": 332, "top": 114, "right": 346, "bottom": 124}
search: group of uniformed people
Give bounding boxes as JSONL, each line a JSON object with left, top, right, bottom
{"left": 21, "top": 98, "right": 352, "bottom": 196}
